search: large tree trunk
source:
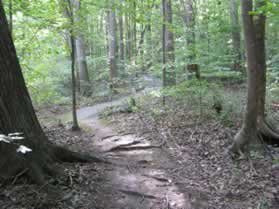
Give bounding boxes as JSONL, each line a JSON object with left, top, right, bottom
{"left": 0, "top": 5, "right": 46, "bottom": 145}
{"left": 254, "top": 0, "right": 267, "bottom": 119}
{"left": 108, "top": 2, "right": 117, "bottom": 90}
{"left": 230, "top": 0, "right": 274, "bottom": 154}
{"left": 8, "top": 0, "right": 12, "bottom": 34}
{"left": 0, "top": 1, "right": 99, "bottom": 184}
{"left": 254, "top": 1, "right": 279, "bottom": 141}
{"left": 163, "top": 0, "right": 176, "bottom": 86}
{"left": 229, "top": 0, "right": 242, "bottom": 71}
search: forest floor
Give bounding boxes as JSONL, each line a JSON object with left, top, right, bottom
{"left": 1, "top": 83, "right": 279, "bottom": 209}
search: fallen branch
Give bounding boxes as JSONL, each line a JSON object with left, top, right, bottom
{"left": 52, "top": 145, "right": 108, "bottom": 164}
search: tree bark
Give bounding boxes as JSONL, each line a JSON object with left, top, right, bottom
{"left": 163, "top": 0, "right": 176, "bottom": 86}
{"left": 126, "top": 12, "right": 132, "bottom": 61}
{"left": 66, "top": 0, "right": 80, "bottom": 130}
{"left": 181, "top": 0, "right": 196, "bottom": 61}
{"left": 0, "top": 1, "right": 97, "bottom": 184}
{"left": 72, "top": 0, "right": 90, "bottom": 95}
{"left": 254, "top": 0, "right": 267, "bottom": 119}
{"left": 0, "top": 4, "right": 46, "bottom": 145}
{"left": 119, "top": 9, "right": 125, "bottom": 63}
{"left": 230, "top": 0, "right": 270, "bottom": 154}
{"left": 133, "top": 0, "right": 137, "bottom": 58}
{"left": 137, "top": 25, "right": 146, "bottom": 69}
{"left": 75, "top": 36, "right": 90, "bottom": 82}
{"left": 229, "top": 0, "right": 242, "bottom": 71}
{"left": 70, "top": 29, "right": 80, "bottom": 131}
{"left": 8, "top": 0, "right": 12, "bottom": 34}
{"left": 108, "top": 2, "right": 117, "bottom": 90}
{"left": 162, "top": 0, "right": 167, "bottom": 105}
{"left": 144, "top": 0, "right": 154, "bottom": 71}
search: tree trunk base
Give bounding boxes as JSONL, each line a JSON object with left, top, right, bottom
{"left": 52, "top": 145, "right": 107, "bottom": 163}
{"left": 259, "top": 119, "right": 279, "bottom": 141}
{"left": 229, "top": 127, "right": 258, "bottom": 157}
{"left": 0, "top": 142, "right": 106, "bottom": 185}
{"left": 229, "top": 119, "right": 279, "bottom": 157}
{"left": 71, "top": 126, "right": 81, "bottom": 132}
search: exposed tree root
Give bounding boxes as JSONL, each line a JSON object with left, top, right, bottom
{"left": 143, "top": 174, "right": 170, "bottom": 183}
{"left": 119, "top": 132, "right": 135, "bottom": 136}
{"left": 0, "top": 141, "right": 108, "bottom": 186}
{"left": 118, "top": 189, "right": 158, "bottom": 199}
{"left": 52, "top": 145, "right": 106, "bottom": 163}
{"left": 106, "top": 142, "right": 162, "bottom": 152}
{"left": 101, "top": 135, "right": 118, "bottom": 140}
{"left": 229, "top": 119, "right": 279, "bottom": 158}
{"left": 106, "top": 141, "right": 141, "bottom": 152}
{"left": 258, "top": 120, "right": 279, "bottom": 141}
{"left": 229, "top": 127, "right": 256, "bottom": 156}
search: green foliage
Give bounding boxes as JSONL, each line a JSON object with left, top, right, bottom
{"left": 153, "top": 77, "right": 244, "bottom": 126}
{"left": 4, "top": 0, "right": 279, "bottom": 109}
{"left": 161, "top": 79, "right": 221, "bottom": 103}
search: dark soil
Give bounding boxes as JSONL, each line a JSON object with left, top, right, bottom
{"left": 103, "top": 106, "right": 279, "bottom": 209}
{"left": 1, "top": 88, "right": 279, "bottom": 209}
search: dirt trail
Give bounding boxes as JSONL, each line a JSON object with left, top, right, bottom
{"left": 76, "top": 96, "right": 196, "bottom": 208}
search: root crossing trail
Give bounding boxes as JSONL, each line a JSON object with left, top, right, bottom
{"left": 76, "top": 80, "right": 197, "bottom": 208}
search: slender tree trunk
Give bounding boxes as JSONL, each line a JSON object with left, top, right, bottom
{"left": 70, "top": 33, "right": 80, "bottom": 131}
{"left": 181, "top": 0, "right": 196, "bottom": 61}
{"left": 230, "top": 0, "right": 242, "bottom": 71}
{"left": 66, "top": 0, "right": 80, "bottom": 131}
{"left": 127, "top": 14, "right": 132, "bottom": 60}
{"left": 76, "top": 61, "right": 81, "bottom": 93}
{"left": 108, "top": 2, "right": 117, "bottom": 90}
{"left": 124, "top": 12, "right": 129, "bottom": 61}
{"left": 145, "top": 0, "right": 154, "bottom": 70}
{"left": 105, "top": 11, "right": 110, "bottom": 56}
{"left": 72, "top": 0, "right": 90, "bottom": 96}
{"left": 137, "top": 25, "right": 146, "bottom": 70}
{"left": 163, "top": 0, "right": 176, "bottom": 85}
{"left": 87, "top": 15, "right": 93, "bottom": 57}
{"left": 75, "top": 35, "right": 90, "bottom": 82}
{"left": 119, "top": 11, "right": 125, "bottom": 63}
{"left": 162, "top": 0, "right": 167, "bottom": 105}
{"left": 133, "top": 0, "right": 137, "bottom": 58}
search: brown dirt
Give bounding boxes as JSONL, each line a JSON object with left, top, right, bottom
{"left": 75, "top": 99, "right": 195, "bottom": 208}
{"left": 106, "top": 103, "right": 279, "bottom": 209}
{"left": 1, "top": 93, "right": 279, "bottom": 209}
